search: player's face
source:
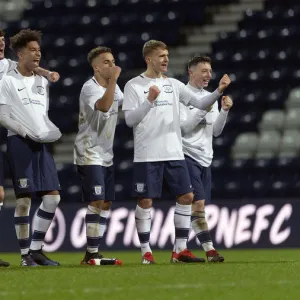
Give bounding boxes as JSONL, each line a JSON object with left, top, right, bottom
{"left": 147, "top": 48, "right": 169, "bottom": 73}
{"left": 0, "top": 35, "right": 5, "bottom": 60}
{"left": 93, "top": 52, "right": 115, "bottom": 79}
{"left": 18, "top": 41, "right": 41, "bottom": 70}
{"left": 190, "top": 62, "right": 212, "bottom": 88}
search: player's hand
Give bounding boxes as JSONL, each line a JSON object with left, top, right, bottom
{"left": 221, "top": 96, "right": 233, "bottom": 111}
{"left": 109, "top": 66, "right": 122, "bottom": 80}
{"left": 148, "top": 85, "right": 160, "bottom": 103}
{"left": 218, "top": 74, "right": 231, "bottom": 93}
{"left": 47, "top": 71, "right": 60, "bottom": 82}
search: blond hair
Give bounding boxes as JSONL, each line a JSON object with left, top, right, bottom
{"left": 142, "top": 40, "right": 167, "bottom": 58}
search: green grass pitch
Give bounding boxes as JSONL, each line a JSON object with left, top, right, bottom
{"left": 0, "top": 249, "right": 299, "bottom": 300}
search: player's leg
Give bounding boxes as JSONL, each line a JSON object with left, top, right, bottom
{"left": 132, "top": 162, "right": 163, "bottom": 264}
{"left": 0, "top": 152, "right": 9, "bottom": 267}
{"left": 191, "top": 162, "right": 224, "bottom": 262}
{"left": 28, "top": 143, "right": 61, "bottom": 266}
{"left": 6, "top": 136, "right": 37, "bottom": 266}
{"left": 78, "top": 165, "right": 121, "bottom": 265}
{"left": 164, "top": 160, "right": 205, "bottom": 263}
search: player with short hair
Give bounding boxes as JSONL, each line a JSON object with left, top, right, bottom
{"left": 0, "top": 28, "right": 60, "bottom": 267}
{"left": 74, "top": 46, "right": 122, "bottom": 265}
{"left": 0, "top": 29, "right": 62, "bottom": 266}
{"left": 180, "top": 55, "right": 233, "bottom": 262}
{"left": 122, "top": 40, "right": 231, "bottom": 264}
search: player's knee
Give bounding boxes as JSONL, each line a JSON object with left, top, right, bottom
{"left": 90, "top": 200, "right": 104, "bottom": 210}
{"left": 137, "top": 198, "right": 152, "bottom": 209}
{"left": 177, "top": 192, "right": 193, "bottom": 205}
{"left": 87, "top": 204, "right": 101, "bottom": 215}
{"left": 102, "top": 200, "right": 112, "bottom": 210}
{"left": 40, "top": 190, "right": 60, "bottom": 196}
{"left": 42, "top": 194, "right": 61, "bottom": 210}
{"left": 15, "top": 197, "right": 31, "bottom": 216}
{"left": 192, "top": 200, "right": 205, "bottom": 212}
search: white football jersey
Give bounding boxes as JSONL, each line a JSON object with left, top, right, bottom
{"left": 181, "top": 83, "right": 221, "bottom": 167}
{"left": 122, "top": 74, "right": 198, "bottom": 162}
{"left": 0, "top": 58, "right": 17, "bottom": 80}
{"left": 74, "top": 77, "right": 123, "bottom": 167}
{"left": 0, "top": 68, "right": 51, "bottom": 137}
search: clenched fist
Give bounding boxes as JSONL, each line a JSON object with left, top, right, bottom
{"left": 148, "top": 85, "right": 160, "bottom": 103}
{"left": 218, "top": 74, "right": 231, "bottom": 93}
{"left": 47, "top": 71, "right": 60, "bottom": 82}
{"left": 108, "top": 66, "right": 122, "bottom": 80}
{"left": 221, "top": 96, "right": 233, "bottom": 111}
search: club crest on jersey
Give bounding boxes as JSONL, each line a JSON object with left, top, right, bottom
{"left": 93, "top": 185, "right": 103, "bottom": 195}
{"left": 37, "top": 86, "right": 45, "bottom": 95}
{"left": 18, "top": 178, "right": 29, "bottom": 188}
{"left": 135, "top": 183, "right": 145, "bottom": 193}
{"left": 163, "top": 85, "right": 173, "bottom": 93}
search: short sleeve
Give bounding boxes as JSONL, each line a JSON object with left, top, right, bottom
{"left": 0, "top": 77, "right": 11, "bottom": 105}
{"left": 7, "top": 59, "right": 17, "bottom": 72}
{"left": 81, "top": 82, "right": 104, "bottom": 111}
{"left": 122, "top": 82, "right": 140, "bottom": 111}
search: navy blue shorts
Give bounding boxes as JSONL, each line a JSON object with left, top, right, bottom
{"left": 132, "top": 160, "right": 192, "bottom": 199}
{"left": 7, "top": 135, "right": 60, "bottom": 196}
{"left": 185, "top": 155, "right": 211, "bottom": 203}
{"left": 0, "top": 151, "right": 4, "bottom": 187}
{"left": 77, "top": 165, "right": 115, "bottom": 202}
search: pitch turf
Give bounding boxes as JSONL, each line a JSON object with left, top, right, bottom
{"left": 0, "top": 249, "right": 299, "bottom": 300}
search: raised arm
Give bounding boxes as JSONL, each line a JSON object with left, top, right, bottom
{"left": 123, "top": 84, "right": 159, "bottom": 127}
{"left": 213, "top": 96, "right": 232, "bottom": 137}
{"left": 94, "top": 66, "right": 121, "bottom": 112}
{"left": 180, "top": 74, "right": 231, "bottom": 110}
{"left": 34, "top": 67, "right": 60, "bottom": 83}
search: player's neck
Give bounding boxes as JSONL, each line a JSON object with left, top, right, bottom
{"left": 17, "top": 64, "right": 34, "bottom": 77}
{"left": 189, "top": 80, "right": 204, "bottom": 90}
{"left": 94, "top": 73, "right": 109, "bottom": 88}
{"left": 144, "top": 68, "right": 162, "bottom": 79}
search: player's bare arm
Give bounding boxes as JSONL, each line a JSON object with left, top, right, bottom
{"left": 34, "top": 67, "right": 60, "bottom": 82}
{"left": 95, "top": 66, "right": 121, "bottom": 112}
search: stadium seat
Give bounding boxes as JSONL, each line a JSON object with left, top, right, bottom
{"left": 258, "top": 110, "right": 285, "bottom": 132}
{"left": 285, "top": 87, "right": 300, "bottom": 109}
{"left": 231, "top": 132, "right": 258, "bottom": 159}
{"left": 278, "top": 129, "right": 300, "bottom": 158}
{"left": 255, "top": 131, "right": 281, "bottom": 159}
{"left": 283, "top": 108, "right": 300, "bottom": 130}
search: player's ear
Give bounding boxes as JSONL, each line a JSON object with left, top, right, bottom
{"left": 188, "top": 69, "right": 193, "bottom": 77}
{"left": 17, "top": 50, "right": 23, "bottom": 60}
{"left": 145, "top": 56, "right": 151, "bottom": 64}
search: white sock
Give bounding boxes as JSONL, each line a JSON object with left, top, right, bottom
{"left": 174, "top": 203, "right": 191, "bottom": 254}
{"left": 135, "top": 205, "right": 152, "bottom": 255}
{"left": 14, "top": 198, "right": 31, "bottom": 255}
{"left": 30, "top": 195, "right": 60, "bottom": 251}
{"left": 86, "top": 205, "right": 101, "bottom": 253}
{"left": 99, "top": 209, "right": 109, "bottom": 239}
{"left": 191, "top": 211, "right": 214, "bottom": 252}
